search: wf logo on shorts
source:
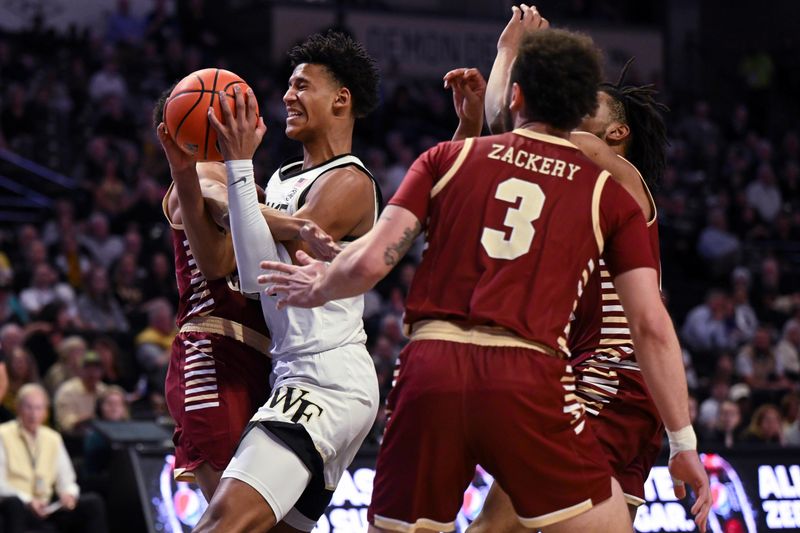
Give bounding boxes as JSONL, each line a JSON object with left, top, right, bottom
{"left": 269, "top": 386, "right": 324, "bottom": 423}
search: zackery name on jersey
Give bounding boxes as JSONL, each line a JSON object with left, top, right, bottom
{"left": 488, "top": 143, "right": 581, "bottom": 180}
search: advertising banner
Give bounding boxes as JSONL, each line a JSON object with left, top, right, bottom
{"left": 134, "top": 447, "right": 800, "bottom": 532}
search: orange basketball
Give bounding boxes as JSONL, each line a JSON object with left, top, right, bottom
{"left": 163, "top": 68, "right": 259, "bottom": 161}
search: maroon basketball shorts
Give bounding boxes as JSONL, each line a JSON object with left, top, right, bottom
{"left": 574, "top": 360, "right": 664, "bottom": 505}
{"left": 165, "top": 331, "right": 271, "bottom": 479}
{"left": 368, "top": 339, "right": 613, "bottom": 532}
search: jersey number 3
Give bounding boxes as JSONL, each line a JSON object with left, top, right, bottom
{"left": 481, "top": 178, "right": 545, "bottom": 260}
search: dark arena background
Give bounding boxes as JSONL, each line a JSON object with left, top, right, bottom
{"left": 0, "top": 0, "right": 798, "bottom": 532}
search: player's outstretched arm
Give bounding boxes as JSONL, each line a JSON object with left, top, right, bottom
{"left": 206, "top": 83, "right": 284, "bottom": 294}
{"left": 284, "top": 165, "right": 376, "bottom": 260}
{"left": 614, "top": 268, "right": 711, "bottom": 532}
{"left": 157, "top": 125, "right": 236, "bottom": 280}
{"left": 486, "top": 4, "right": 549, "bottom": 134}
{"left": 259, "top": 205, "right": 421, "bottom": 308}
{"left": 444, "top": 67, "right": 487, "bottom": 140}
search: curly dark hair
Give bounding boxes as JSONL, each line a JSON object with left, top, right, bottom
{"left": 511, "top": 29, "right": 601, "bottom": 131}
{"left": 152, "top": 82, "right": 177, "bottom": 129}
{"left": 288, "top": 30, "right": 380, "bottom": 119}
{"left": 599, "top": 58, "right": 670, "bottom": 187}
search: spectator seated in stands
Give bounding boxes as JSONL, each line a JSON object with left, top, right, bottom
{"left": 696, "top": 207, "right": 741, "bottom": 277}
{"left": 740, "top": 403, "right": 785, "bottom": 447}
{"left": 776, "top": 319, "right": 800, "bottom": 382}
{"left": 781, "top": 392, "right": 800, "bottom": 446}
{"left": 53, "top": 351, "right": 108, "bottom": 438}
{"left": 735, "top": 325, "right": 790, "bottom": 391}
{"left": 2, "top": 348, "right": 40, "bottom": 418}
{"left": 702, "top": 400, "right": 742, "bottom": 449}
{"left": 83, "top": 386, "right": 130, "bottom": 494}
{"left": 19, "top": 264, "right": 76, "bottom": 319}
{"left": 698, "top": 378, "right": 730, "bottom": 432}
{"left": 44, "top": 336, "right": 87, "bottom": 396}
{"left": 0, "top": 384, "right": 108, "bottom": 533}
{"left": 682, "top": 290, "right": 742, "bottom": 355}
{"left": 75, "top": 266, "right": 130, "bottom": 334}
{"left": 134, "top": 298, "right": 175, "bottom": 394}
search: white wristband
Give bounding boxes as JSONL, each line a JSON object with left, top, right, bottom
{"left": 666, "top": 425, "right": 697, "bottom": 459}
{"left": 225, "top": 159, "right": 254, "bottom": 186}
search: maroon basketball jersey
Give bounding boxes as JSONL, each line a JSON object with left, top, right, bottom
{"left": 390, "top": 129, "right": 656, "bottom": 357}
{"left": 164, "top": 194, "right": 269, "bottom": 336}
{"left": 569, "top": 161, "right": 661, "bottom": 369}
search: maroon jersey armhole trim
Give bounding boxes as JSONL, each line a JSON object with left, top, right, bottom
{"left": 162, "top": 182, "right": 184, "bottom": 230}
{"left": 430, "top": 137, "right": 475, "bottom": 198}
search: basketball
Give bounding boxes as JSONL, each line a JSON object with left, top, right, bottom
{"left": 163, "top": 68, "right": 259, "bottom": 161}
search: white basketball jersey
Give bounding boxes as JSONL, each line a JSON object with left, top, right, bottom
{"left": 262, "top": 154, "right": 380, "bottom": 359}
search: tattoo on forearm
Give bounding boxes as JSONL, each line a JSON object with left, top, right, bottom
{"left": 383, "top": 221, "right": 421, "bottom": 266}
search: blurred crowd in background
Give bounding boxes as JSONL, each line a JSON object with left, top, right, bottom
{"left": 0, "top": 0, "right": 798, "bottom": 514}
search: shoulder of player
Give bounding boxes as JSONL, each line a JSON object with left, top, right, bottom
{"left": 311, "top": 164, "right": 374, "bottom": 197}
{"left": 571, "top": 132, "right": 649, "bottom": 205}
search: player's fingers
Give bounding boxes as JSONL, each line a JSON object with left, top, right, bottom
{"left": 255, "top": 117, "right": 267, "bottom": 142}
{"left": 531, "top": 6, "right": 544, "bottom": 27}
{"left": 232, "top": 85, "right": 246, "bottom": 125}
{"left": 208, "top": 106, "right": 225, "bottom": 135}
{"left": 259, "top": 260, "right": 296, "bottom": 274}
{"left": 672, "top": 478, "right": 686, "bottom": 499}
{"left": 541, "top": 17, "right": 550, "bottom": 28}
{"left": 461, "top": 80, "right": 476, "bottom": 100}
{"left": 156, "top": 123, "right": 170, "bottom": 145}
{"left": 320, "top": 246, "right": 341, "bottom": 261}
{"left": 451, "top": 81, "right": 464, "bottom": 102}
{"left": 295, "top": 249, "right": 315, "bottom": 265}
{"left": 463, "top": 70, "right": 486, "bottom": 91}
{"left": 694, "top": 495, "right": 710, "bottom": 533}
{"left": 462, "top": 68, "right": 482, "bottom": 84}
{"left": 509, "top": 5, "right": 520, "bottom": 23}
{"left": 218, "top": 89, "right": 234, "bottom": 124}
{"left": 258, "top": 274, "right": 291, "bottom": 287}
{"left": 691, "top": 481, "right": 711, "bottom": 531}
{"left": 245, "top": 87, "right": 258, "bottom": 125}
{"left": 443, "top": 68, "right": 467, "bottom": 83}
{"left": 690, "top": 479, "right": 708, "bottom": 514}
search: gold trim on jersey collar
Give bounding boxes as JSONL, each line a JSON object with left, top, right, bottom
{"left": 512, "top": 128, "right": 579, "bottom": 149}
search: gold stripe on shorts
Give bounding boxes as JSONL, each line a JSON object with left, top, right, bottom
{"left": 180, "top": 316, "right": 271, "bottom": 355}
{"left": 408, "top": 320, "right": 562, "bottom": 359}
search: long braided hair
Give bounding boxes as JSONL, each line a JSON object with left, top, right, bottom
{"left": 599, "top": 58, "right": 669, "bottom": 187}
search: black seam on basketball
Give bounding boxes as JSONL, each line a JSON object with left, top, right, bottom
{"left": 204, "top": 69, "right": 221, "bottom": 160}
{"left": 173, "top": 75, "right": 205, "bottom": 142}
{"left": 222, "top": 80, "right": 245, "bottom": 91}
{"left": 167, "top": 89, "right": 224, "bottom": 96}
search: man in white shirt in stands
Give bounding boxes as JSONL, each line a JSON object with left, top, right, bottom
{"left": 0, "top": 383, "right": 108, "bottom": 533}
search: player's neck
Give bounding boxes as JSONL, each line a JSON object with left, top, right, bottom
{"left": 515, "top": 119, "right": 570, "bottom": 140}
{"left": 301, "top": 132, "right": 353, "bottom": 168}
{"left": 606, "top": 138, "right": 627, "bottom": 157}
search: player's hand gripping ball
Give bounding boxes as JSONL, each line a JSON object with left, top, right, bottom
{"left": 163, "top": 68, "right": 259, "bottom": 161}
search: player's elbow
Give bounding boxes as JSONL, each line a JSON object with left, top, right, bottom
{"left": 349, "top": 252, "right": 387, "bottom": 289}
{"left": 629, "top": 307, "right": 674, "bottom": 348}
